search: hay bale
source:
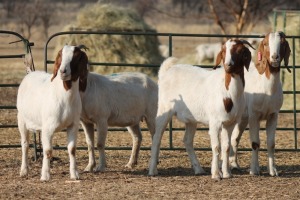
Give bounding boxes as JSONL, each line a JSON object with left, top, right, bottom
{"left": 54, "top": 3, "right": 163, "bottom": 76}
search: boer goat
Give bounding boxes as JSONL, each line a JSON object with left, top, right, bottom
{"left": 230, "top": 31, "right": 291, "bottom": 176}
{"left": 149, "top": 39, "right": 254, "bottom": 180}
{"left": 77, "top": 49, "right": 158, "bottom": 172}
{"left": 17, "top": 45, "right": 88, "bottom": 181}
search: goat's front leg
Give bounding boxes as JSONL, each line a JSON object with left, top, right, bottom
{"left": 67, "top": 125, "right": 79, "bottom": 180}
{"left": 221, "top": 124, "right": 235, "bottom": 178}
{"left": 184, "top": 123, "right": 206, "bottom": 175}
{"left": 126, "top": 124, "right": 142, "bottom": 169}
{"left": 40, "top": 129, "right": 54, "bottom": 181}
{"left": 266, "top": 113, "right": 278, "bottom": 176}
{"left": 249, "top": 117, "right": 261, "bottom": 176}
{"left": 81, "top": 122, "right": 96, "bottom": 172}
{"left": 209, "top": 123, "right": 222, "bottom": 180}
{"left": 95, "top": 122, "right": 108, "bottom": 172}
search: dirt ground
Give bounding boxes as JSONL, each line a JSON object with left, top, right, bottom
{"left": 0, "top": 110, "right": 299, "bottom": 199}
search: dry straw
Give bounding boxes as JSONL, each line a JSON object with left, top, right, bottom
{"left": 54, "top": 3, "right": 163, "bottom": 76}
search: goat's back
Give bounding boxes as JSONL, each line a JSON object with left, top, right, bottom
{"left": 81, "top": 72, "right": 158, "bottom": 126}
{"left": 158, "top": 64, "right": 228, "bottom": 124}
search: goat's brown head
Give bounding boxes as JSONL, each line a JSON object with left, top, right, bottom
{"left": 255, "top": 31, "right": 291, "bottom": 75}
{"left": 51, "top": 45, "right": 89, "bottom": 91}
{"left": 215, "top": 39, "right": 253, "bottom": 73}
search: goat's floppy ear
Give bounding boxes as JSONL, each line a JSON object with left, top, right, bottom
{"left": 243, "top": 47, "right": 251, "bottom": 71}
{"left": 214, "top": 49, "right": 223, "bottom": 69}
{"left": 281, "top": 39, "right": 291, "bottom": 73}
{"left": 255, "top": 40, "right": 267, "bottom": 74}
{"left": 78, "top": 50, "right": 89, "bottom": 92}
{"left": 51, "top": 50, "right": 62, "bottom": 81}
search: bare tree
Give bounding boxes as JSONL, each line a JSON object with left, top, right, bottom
{"left": 38, "top": 1, "right": 56, "bottom": 39}
{"left": 207, "top": 0, "right": 286, "bottom": 34}
{"left": 14, "top": 0, "right": 41, "bottom": 40}
{"left": 134, "top": 0, "right": 158, "bottom": 18}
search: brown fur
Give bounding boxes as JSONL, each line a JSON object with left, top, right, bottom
{"left": 46, "top": 150, "right": 52, "bottom": 159}
{"left": 251, "top": 142, "right": 260, "bottom": 150}
{"left": 223, "top": 97, "right": 233, "bottom": 113}
{"left": 215, "top": 39, "right": 251, "bottom": 89}
{"left": 50, "top": 47, "right": 89, "bottom": 91}
{"left": 255, "top": 32, "right": 291, "bottom": 77}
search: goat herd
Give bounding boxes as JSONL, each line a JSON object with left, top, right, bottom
{"left": 16, "top": 31, "right": 291, "bottom": 181}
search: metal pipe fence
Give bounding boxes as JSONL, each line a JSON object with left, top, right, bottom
{"left": 0, "top": 30, "right": 299, "bottom": 157}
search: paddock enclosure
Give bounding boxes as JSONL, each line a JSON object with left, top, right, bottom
{"left": 0, "top": 30, "right": 299, "bottom": 199}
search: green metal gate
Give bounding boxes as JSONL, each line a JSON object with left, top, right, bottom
{"left": 0, "top": 30, "right": 299, "bottom": 157}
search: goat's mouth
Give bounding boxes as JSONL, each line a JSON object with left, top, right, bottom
{"left": 270, "top": 61, "right": 280, "bottom": 67}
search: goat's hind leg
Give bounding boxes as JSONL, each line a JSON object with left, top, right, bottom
{"left": 184, "top": 123, "right": 206, "bottom": 175}
{"left": 95, "top": 122, "right": 108, "bottom": 172}
{"left": 230, "top": 119, "right": 248, "bottom": 170}
{"left": 18, "top": 116, "right": 29, "bottom": 177}
{"left": 81, "top": 122, "right": 96, "bottom": 172}
{"left": 125, "top": 124, "right": 142, "bottom": 169}
{"left": 148, "top": 112, "right": 173, "bottom": 176}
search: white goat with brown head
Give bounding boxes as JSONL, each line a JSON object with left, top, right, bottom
{"left": 17, "top": 45, "right": 88, "bottom": 181}
{"left": 149, "top": 39, "right": 254, "bottom": 180}
{"left": 230, "top": 31, "right": 291, "bottom": 176}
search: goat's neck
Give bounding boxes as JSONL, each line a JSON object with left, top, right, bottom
{"left": 53, "top": 77, "right": 80, "bottom": 97}
{"left": 263, "top": 64, "right": 281, "bottom": 95}
{"left": 224, "top": 72, "right": 244, "bottom": 99}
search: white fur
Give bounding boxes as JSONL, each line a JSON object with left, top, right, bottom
{"left": 80, "top": 72, "right": 158, "bottom": 172}
{"left": 149, "top": 39, "right": 250, "bottom": 179}
{"left": 230, "top": 32, "right": 288, "bottom": 176}
{"left": 17, "top": 45, "right": 83, "bottom": 181}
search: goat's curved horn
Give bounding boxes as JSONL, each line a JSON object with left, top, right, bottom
{"left": 240, "top": 40, "right": 256, "bottom": 50}
{"left": 77, "top": 45, "right": 89, "bottom": 51}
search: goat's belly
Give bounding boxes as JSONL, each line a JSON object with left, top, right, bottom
{"left": 107, "top": 116, "right": 142, "bottom": 127}
{"left": 176, "top": 111, "right": 209, "bottom": 125}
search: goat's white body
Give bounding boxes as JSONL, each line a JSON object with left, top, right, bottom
{"left": 230, "top": 62, "right": 282, "bottom": 176}
{"left": 18, "top": 71, "right": 81, "bottom": 181}
{"left": 196, "top": 42, "right": 222, "bottom": 64}
{"left": 80, "top": 72, "right": 158, "bottom": 172}
{"left": 149, "top": 57, "right": 246, "bottom": 179}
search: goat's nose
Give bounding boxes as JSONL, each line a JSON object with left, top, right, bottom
{"left": 272, "top": 54, "right": 279, "bottom": 60}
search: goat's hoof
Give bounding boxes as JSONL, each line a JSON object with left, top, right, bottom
{"left": 20, "top": 169, "right": 28, "bottom": 177}
{"left": 230, "top": 162, "right": 240, "bottom": 170}
{"left": 125, "top": 162, "right": 136, "bottom": 169}
{"left": 70, "top": 171, "right": 80, "bottom": 180}
{"left": 222, "top": 173, "right": 233, "bottom": 179}
{"left": 195, "top": 169, "right": 207, "bottom": 175}
{"left": 249, "top": 170, "right": 260, "bottom": 176}
{"left": 40, "top": 174, "right": 51, "bottom": 182}
{"left": 269, "top": 168, "right": 279, "bottom": 177}
{"left": 84, "top": 165, "right": 94, "bottom": 173}
{"left": 211, "top": 175, "right": 222, "bottom": 181}
{"left": 148, "top": 169, "right": 158, "bottom": 176}
{"left": 94, "top": 165, "right": 105, "bottom": 173}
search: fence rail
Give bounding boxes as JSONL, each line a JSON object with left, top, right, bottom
{"left": 0, "top": 30, "right": 299, "bottom": 158}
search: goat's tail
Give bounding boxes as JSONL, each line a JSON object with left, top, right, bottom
{"left": 24, "top": 52, "right": 35, "bottom": 74}
{"left": 159, "top": 57, "right": 178, "bottom": 80}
